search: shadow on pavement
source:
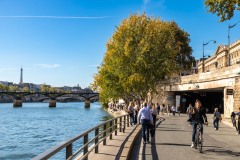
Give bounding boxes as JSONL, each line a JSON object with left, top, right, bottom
{"left": 141, "top": 117, "right": 165, "bottom": 160}
{"left": 157, "top": 129, "right": 192, "bottom": 133}
{"left": 205, "top": 148, "right": 240, "bottom": 157}
{"left": 154, "top": 142, "right": 190, "bottom": 147}
{"left": 150, "top": 135, "right": 159, "bottom": 160}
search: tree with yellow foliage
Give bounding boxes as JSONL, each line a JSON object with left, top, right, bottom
{"left": 93, "top": 13, "right": 193, "bottom": 104}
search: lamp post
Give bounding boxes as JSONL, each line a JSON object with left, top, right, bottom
{"left": 228, "top": 21, "right": 240, "bottom": 66}
{"left": 202, "top": 40, "right": 216, "bottom": 73}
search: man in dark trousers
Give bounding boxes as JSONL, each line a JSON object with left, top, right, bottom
{"left": 138, "top": 102, "right": 153, "bottom": 144}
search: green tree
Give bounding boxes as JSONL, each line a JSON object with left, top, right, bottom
{"left": 0, "top": 84, "right": 8, "bottom": 91}
{"left": 8, "top": 85, "right": 19, "bottom": 92}
{"left": 49, "top": 87, "right": 56, "bottom": 93}
{"left": 204, "top": 0, "right": 240, "bottom": 22}
{"left": 93, "top": 13, "right": 193, "bottom": 104}
{"left": 22, "top": 86, "right": 30, "bottom": 92}
{"left": 41, "top": 84, "right": 49, "bottom": 92}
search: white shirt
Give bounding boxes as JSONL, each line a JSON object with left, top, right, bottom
{"left": 138, "top": 106, "right": 153, "bottom": 123}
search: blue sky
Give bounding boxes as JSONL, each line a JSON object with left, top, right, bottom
{"left": 0, "top": 0, "right": 239, "bottom": 88}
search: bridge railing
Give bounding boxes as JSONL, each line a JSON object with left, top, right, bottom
{"left": 33, "top": 114, "right": 130, "bottom": 160}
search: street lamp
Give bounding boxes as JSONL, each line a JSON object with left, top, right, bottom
{"left": 202, "top": 40, "right": 216, "bottom": 73}
{"left": 228, "top": 21, "right": 240, "bottom": 66}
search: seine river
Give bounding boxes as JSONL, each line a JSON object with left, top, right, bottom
{"left": 0, "top": 102, "right": 112, "bottom": 160}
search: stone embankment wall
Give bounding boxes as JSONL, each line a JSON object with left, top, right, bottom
{"left": 152, "top": 85, "right": 175, "bottom": 106}
{"left": 234, "top": 77, "right": 240, "bottom": 111}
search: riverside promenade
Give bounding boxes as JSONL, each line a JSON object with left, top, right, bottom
{"left": 75, "top": 113, "right": 239, "bottom": 160}
{"left": 131, "top": 114, "right": 240, "bottom": 160}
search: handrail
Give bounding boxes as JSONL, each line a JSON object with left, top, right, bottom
{"left": 33, "top": 114, "right": 130, "bottom": 160}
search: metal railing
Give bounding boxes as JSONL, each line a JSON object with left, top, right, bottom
{"left": 33, "top": 114, "right": 130, "bottom": 160}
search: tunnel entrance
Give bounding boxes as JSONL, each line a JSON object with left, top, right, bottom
{"left": 176, "top": 89, "right": 224, "bottom": 114}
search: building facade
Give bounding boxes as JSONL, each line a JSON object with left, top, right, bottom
{"left": 152, "top": 39, "right": 240, "bottom": 118}
{"left": 198, "top": 39, "right": 240, "bottom": 73}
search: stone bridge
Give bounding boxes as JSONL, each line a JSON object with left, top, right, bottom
{"left": 0, "top": 91, "right": 99, "bottom": 107}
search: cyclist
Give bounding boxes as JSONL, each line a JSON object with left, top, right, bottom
{"left": 190, "top": 99, "right": 208, "bottom": 148}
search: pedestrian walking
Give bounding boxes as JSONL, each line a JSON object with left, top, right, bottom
{"left": 171, "top": 105, "right": 176, "bottom": 116}
{"left": 150, "top": 104, "right": 158, "bottom": 127}
{"left": 156, "top": 103, "right": 160, "bottom": 115}
{"left": 138, "top": 102, "right": 153, "bottom": 144}
{"left": 167, "top": 104, "right": 171, "bottom": 115}
{"left": 128, "top": 102, "right": 135, "bottom": 125}
{"left": 231, "top": 111, "right": 238, "bottom": 131}
{"left": 161, "top": 104, "right": 166, "bottom": 116}
{"left": 236, "top": 107, "right": 240, "bottom": 135}
{"left": 134, "top": 101, "right": 140, "bottom": 124}
{"left": 213, "top": 108, "right": 222, "bottom": 130}
{"left": 186, "top": 103, "right": 193, "bottom": 123}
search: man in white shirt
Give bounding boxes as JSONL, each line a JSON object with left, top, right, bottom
{"left": 138, "top": 102, "right": 153, "bottom": 144}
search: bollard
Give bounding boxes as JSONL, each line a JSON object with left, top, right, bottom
{"left": 95, "top": 128, "right": 99, "bottom": 153}
{"left": 119, "top": 117, "right": 122, "bottom": 132}
{"left": 66, "top": 144, "right": 72, "bottom": 160}
{"left": 103, "top": 124, "right": 107, "bottom": 145}
{"left": 84, "top": 134, "right": 88, "bottom": 160}
{"left": 110, "top": 121, "right": 113, "bottom": 140}
{"left": 115, "top": 119, "right": 118, "bottom": 136}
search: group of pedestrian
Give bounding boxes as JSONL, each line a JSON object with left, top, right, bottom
{"left": 136, "top": 101, "right": 185, "bottom": 144}
{"left": 127, "top": 101, "right": 140, "bottom": 125}
{"left": 204, "top": 105, "right": 240, "bottom": 134}
{"left": 186, "top": 100, "right": 240, "bottom": 149}
{"left": 154, "top": 103, "right": 181, "bottom": 116}
{"left": 128, "top": 102, "right": 160, "bottom": 143}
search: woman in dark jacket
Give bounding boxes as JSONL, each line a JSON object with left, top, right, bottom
{"left": 190, "top": 99, "right": 208, "bottom": 148}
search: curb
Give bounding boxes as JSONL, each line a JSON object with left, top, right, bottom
{"left": 125, "top": 125, "right": 142, "bottom": 160}
{"left": 116, "top": 124, "right": 142, "bottom": 160}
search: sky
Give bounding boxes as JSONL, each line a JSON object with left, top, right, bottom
{"left": 0, "top": 0, "right": 239, "bottom": 88}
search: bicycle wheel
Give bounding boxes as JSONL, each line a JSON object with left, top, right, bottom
{"left": 198, "top": 132, "right": 203, "bottom": 153}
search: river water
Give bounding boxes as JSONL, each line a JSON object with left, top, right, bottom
{"left": 0, "top": 102, "right": 112, "bottom": 160}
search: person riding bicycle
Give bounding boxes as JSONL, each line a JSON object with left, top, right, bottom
{"left": 190, "top": 99, "right": 208, "bottom": 148}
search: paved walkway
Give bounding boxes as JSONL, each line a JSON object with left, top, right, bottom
{"left": 131, "top": 114, "right": 240, "bottom": 160}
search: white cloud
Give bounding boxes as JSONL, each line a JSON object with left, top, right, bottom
{"left": 0, "top": 68, "right": 18, "bottom": 71}
{"left": 142, "top": 0, "right": 151, "bottom": 11}
{"left": 0, "top": 16, "right": 114, "bottom": 19}
{"left": 0, "top": 67, "right": 34, "bottom": 72}
{"left": 142, "top": 0, "right": 166, "bottom": 12}
{"left": 36, "top": 64, "right": 61, "bottom": 68}
{"left": 143, "top": 0, "right": 151, "bottom": 4}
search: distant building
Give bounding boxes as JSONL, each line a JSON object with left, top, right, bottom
{"left": 0, "top": 81, "right": 13, "bottom": 86}
{"left": 197, "top": 39, "right": 240, "bottom": 73}
{"left": 72, "top": 84, "right": 82, "bottom": 92}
